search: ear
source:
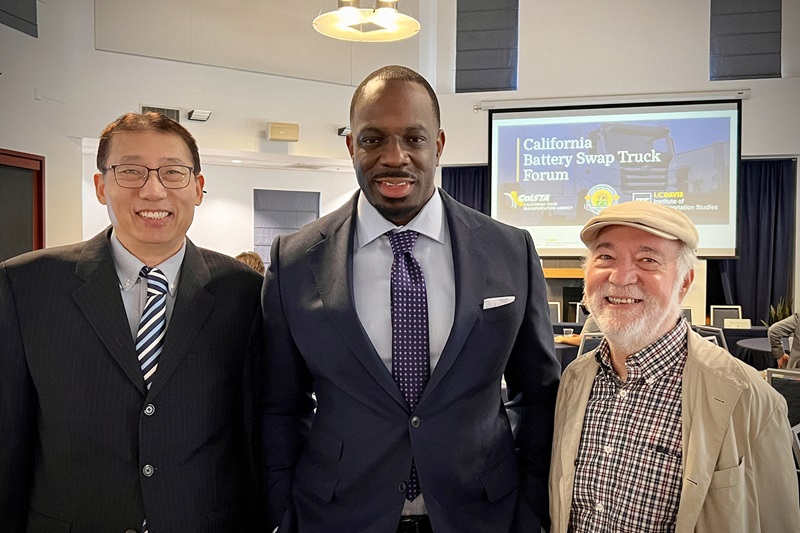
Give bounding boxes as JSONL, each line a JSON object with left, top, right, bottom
{"left": 678, "top": 268, "right": 695, "bottom": 301}
{"left": 345, "top": 132, "right": 354, "bottom": 160}
{"left": 435, "top": 129, "right": 445, "bottom": 165}
{"left": 94, "top": 173, "right": 108, "bottom": 205}
{"left": 194, "top": 174, "right": 205, "bottom": 206}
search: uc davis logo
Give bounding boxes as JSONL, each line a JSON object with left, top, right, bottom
{"left": 504, "top": 191, "right": 524, "bottom": 209}
{"left": 584, "top": 185, "right": 620, "bottom": 215}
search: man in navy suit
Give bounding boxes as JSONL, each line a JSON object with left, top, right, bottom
{"left": 0, "top": 112, "right": 263, "bottom": 532}
{"left": 261, "top": 65, "right": 560, "bottom": 533}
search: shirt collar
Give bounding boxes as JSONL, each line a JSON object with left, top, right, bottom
{"left": 109, "top": 230, "right": 184, "bottom": 296}
{"left": 596, "top": 318, "right": 688, "bottom": 386}
{"left": 356, "top": 188, "right": 446, "bottom": 247}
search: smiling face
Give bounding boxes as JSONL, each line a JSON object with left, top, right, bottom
{"left": 94, "top": 130, "right": 204, "bottom": 265}
{"left": 346, "top": 78, "right": 445, "bottom": 226}
{"left": 584, "top": 225, "right": 693, "bottom": 354}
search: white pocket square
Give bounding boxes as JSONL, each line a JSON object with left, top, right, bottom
{"left": 483, "top": 296, "right": 515, "bottom": 310}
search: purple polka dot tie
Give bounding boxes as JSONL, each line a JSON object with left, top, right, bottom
{"left": 388, "top": 230, "right": 429, "bottom": 501}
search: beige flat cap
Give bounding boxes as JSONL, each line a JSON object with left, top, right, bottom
{"left": 580, "top": 201, "right": 699, "bottom": 250}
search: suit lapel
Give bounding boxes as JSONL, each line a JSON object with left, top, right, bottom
{"left": 555, "top": 357, "right": 597, "bottom": 522}
{"left": 147, "top": 240, "right": 214, "bottom": 398}
{"left": 307, "top": 197, "right": 407, "bottom": 409}
{"left": 676, "top": 334, "right": 745, "bottom": 529}
{"left": 422, "top": 194, "right": 486, "bottom": 398}
{"left": 72, "top": 229, "right": 147, "bottom": 395}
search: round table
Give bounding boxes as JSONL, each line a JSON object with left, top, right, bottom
{"left": 735, "top": 337, "right": 776, "bottom": 371}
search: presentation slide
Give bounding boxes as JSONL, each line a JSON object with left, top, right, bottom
{"left": 489, "top": 101, "right": 740, "bottom": 257}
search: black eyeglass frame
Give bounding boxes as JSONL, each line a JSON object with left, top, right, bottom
{"left": 103, "top": 164, "right": 196, "bottom": 189}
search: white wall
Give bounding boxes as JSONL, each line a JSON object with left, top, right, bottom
{"left": 81, "top": 143, "right": 359, "bottom": 255}
{"left": 2, "top": 0, "right": 799, "bottom": 295}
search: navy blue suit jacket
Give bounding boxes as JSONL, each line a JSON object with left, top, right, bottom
{"left": 261, "top": 190, "right": 560, "bottom": 533}
{"left": 0, "top": 229, "right": 263, "bottom": 532}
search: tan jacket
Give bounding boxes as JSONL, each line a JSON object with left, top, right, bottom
{"left": 550, "top": 329, "right": 800, "bottom": 532}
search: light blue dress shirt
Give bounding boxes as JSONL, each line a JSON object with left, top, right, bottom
{"left": 109, "top": 231, "right": 185, "bottom": 340}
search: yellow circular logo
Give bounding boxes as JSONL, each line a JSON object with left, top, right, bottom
{"left": 584, "top": 185, "right": 620, "bottom": 214}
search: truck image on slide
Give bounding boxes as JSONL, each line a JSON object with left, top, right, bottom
{"left": 585, "top": 123, "right": 676, "bottom": 194}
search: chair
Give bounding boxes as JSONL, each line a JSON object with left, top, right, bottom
{"left": 792, "top": 424, "right": 800, "bottom": 470}
{"left": 577, "top": 333, "right": 604, "bottom": 357}
{"left": 681, "top": 307, "right": 693, "bottom": 324}
{"left": 574, "top": 302, "right": 590, "bottom": 324}
{"left": 695, "top": 325, "right": 729, "bottom": 351}
{"left": 710, "top": 305, "right": 742, "bottom": 328}
{"left": 548, "top": 301, "right": 561, "bottom": 323}
{"left": 766, "top": 369, "right": 800, "bottom": 427}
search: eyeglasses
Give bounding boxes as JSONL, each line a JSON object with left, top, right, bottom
{"left": 104, "top": 164, "right": 195, "bottom": 189}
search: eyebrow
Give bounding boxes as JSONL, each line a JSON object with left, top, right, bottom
{"left": 594, "top": 242, "right": 666, "bottom": 257}
{"left": 115, "top": 155, "right": 190, "bottom": 165}
{"left": 357, "top": 124, "right": 429, "bottom": 135}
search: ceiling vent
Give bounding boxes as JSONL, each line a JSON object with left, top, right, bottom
{"left": 140, "top": 105, "right": 181, "bottom": 122}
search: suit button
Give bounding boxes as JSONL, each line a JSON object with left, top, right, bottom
{"left": 410, "top": 416, "right": 421, "bottom": 428}
{"left": 142, "top": 464, "right": 155, "bottom": 477}
{"left": 144, "top": 404, "right": 155, "bottom": 416}
{"left": 398, "top": 481, "right": 407, "bottom": 493}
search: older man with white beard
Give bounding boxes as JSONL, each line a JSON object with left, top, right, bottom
{"left": 549, "top": 201, "right": 800, "bottom": 533}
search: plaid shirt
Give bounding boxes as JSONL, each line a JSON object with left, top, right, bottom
{"left": 569, "top": 320, "right": 688, "bottom": 533}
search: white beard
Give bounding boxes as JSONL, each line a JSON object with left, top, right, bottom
{"left": 588, "top": 279, "right": 683, "bottom": 355}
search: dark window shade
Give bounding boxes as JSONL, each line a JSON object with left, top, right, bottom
{"left": 0, "top": 0, "right": 37, "bottom": 37}
{"left": 253, "top": 189, "right": 319, "bottom": 266}
{"left": 456, "top": 0, "right": 518, "bottom": 93}
{"left": 710, "top": 0, "right": 781, "bottom": 80}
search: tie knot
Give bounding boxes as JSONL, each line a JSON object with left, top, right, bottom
{"left": 140, "top": 267, "right": 168, "bottom": 295}
{"left": 387, "top": 230, "right": 419, "bottom": 257}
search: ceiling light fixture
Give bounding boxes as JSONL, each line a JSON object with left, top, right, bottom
{"left": 313, "top": 0, "right": 420, "bottom": 42}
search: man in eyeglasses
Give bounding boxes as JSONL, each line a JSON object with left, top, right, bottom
{"left": 0, "top": 112, "right": 263, "bottom": 532}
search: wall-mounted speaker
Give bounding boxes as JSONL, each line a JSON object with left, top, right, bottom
{"left": 267, "top": 122, "right": 300, "bottom": 142}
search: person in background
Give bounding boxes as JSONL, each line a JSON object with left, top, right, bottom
{"left": 555, "top": 303, "right": 601, "bottom": 347}
{"left": 550, "top": 201, "right": 800, "bottom": 533}
{"left": 768, "top": 312, "right": 800, "bottom": 369}
{"left": 260, "top": 65, "right": 560, "bottom": 533}
{"left": 0, "top": 112, "right": 263, "bottom": 532}
{"left": 236, "top": 250, "right": 265, "bottom": 275}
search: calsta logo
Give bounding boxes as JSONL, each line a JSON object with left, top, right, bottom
{"left": 504, "top": 191, "right": 524, "bottom": 208}
{"left": 504, "top": 191, "right": 551, "bottom": 208}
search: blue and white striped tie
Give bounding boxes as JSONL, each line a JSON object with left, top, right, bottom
{"left": 136, "top": 267, "right": 167, "bottom": 390}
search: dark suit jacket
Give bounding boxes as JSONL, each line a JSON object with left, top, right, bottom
{"left": 0, "top": 229, "right": 263, "bottom": 533}
{"left": 261, "top": 190, "right": 560, "bottom": 533}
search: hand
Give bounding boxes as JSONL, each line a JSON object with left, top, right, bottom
{"left": 555, "top": 334, "right": 581, "bottom": 346}
{"left": 778, "top": 353, "right": 789, "bottom": 369}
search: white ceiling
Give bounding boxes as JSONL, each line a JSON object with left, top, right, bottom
{"left": 95, "top": 0, "right": 424, "bottom": 87}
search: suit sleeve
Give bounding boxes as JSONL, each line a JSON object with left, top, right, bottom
{"left": 0, "top": 262, "right": 36, "bottom": 531}
{"left": 233, "top": 291, "right": 267, "bottom": 530}
{"left": 767, "top": 314, "right": 797, "bottom": 359}
{"left": 503, "top": 231, "right": 561, "bottom": 529}
{"left": 260, "top": 235, "right": 316, "bottom": 531}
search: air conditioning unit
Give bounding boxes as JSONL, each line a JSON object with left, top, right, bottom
{"left": 140, "top": 105, "right": 180, "bottom": 122}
